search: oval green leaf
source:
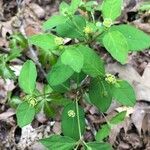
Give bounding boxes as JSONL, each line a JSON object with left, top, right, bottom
{"left": 111, "top": 25, "right": 150, "bottom": 51}
{"left": 112, "top": 80, "right": 136, "bottom": 106}
{"left": 47, "top": 60, "right": 74, "bottom": 86}
{"left": 61, "top": 102, "right": 85, "bottom": 140}
{"left": 86, "top": 142, "right": 112, "bottom": 150}
{"left": 102, "top": 0, "right": 123, "bottom": 21}
{"left": 89, "top": 78, "right": 112, "bottom": 112}
{"left": 19, "top": 60, "right": 37, "bottom": 94}
{"left": 40, "top": 135, "right": 77, "bottom": 150}
{"left": 16, "top": 101, "right": 35, "bottom": 127}
{"left": 103, "top": 30, "right": 129, "bottom": 64}
{"left": 61, "top": 46, "right": 84, "bottom": 73}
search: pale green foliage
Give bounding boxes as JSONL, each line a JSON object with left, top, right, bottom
{"left": 56, "top": 16, "right": 86, "bottom": 40}
{"left": 28, "top": 34, "right": 57, "bottom": 50}
{"left": 103, "top": 30, "right": 129, "bottom": 64}
{"left": 19, "top": 60, "right": 37, "bottom": 94}
{"left": 112, "top": 80, "right": 136, "bottom": 106}
{"left": 111, "top": 25, "right": 150, "bottom": 51}
{"left": 102, "top": 0, "right": 123, "bottom": 20}
{"left": 62, "top": 103, "right": 85, "bottom": 140}
{"left": 89, "top": 78, "right": 112, "bottom": 112}
{"left": 40, "top": 135, "right": 77, "bottom": 150}
{"left": 78, "top": 45, "right": 105, "bottom": 77}
{"left": 47, "top": 61, "right": 74, "bottom": 86}
{"left": 86, "top": 142, "right": 113, "bottom": 150}
{"left": 61, "top": 46, "right": 84, "bottom": 73}
{"left": 16, "top": 101, "right": 35, "bottom": 127}
{"left": 43, "top": 15, "right": 67, "bottom": 31}
{"left": 96, "top": 111, "right": 127, "bottom": 141}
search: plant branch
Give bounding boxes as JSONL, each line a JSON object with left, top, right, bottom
{"left": 76, "top": 98, "right": 82, "bottom": 139}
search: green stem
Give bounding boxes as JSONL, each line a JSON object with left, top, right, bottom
{"left": 35, "top": 92, "right": 51, "bottom": 98}
{"left": 101, "top": 112, "right": 112, "bottom": 127}
{"left": 75, "top": 98, "right": 82, "bottom": 139}
{"left": 91, "top": 12, "right": 95, "bottom": 23}
{"left": 83, "top": 140, "right": 90, "bottom": 149}
{"left": 74, "top": 140, "right": 81, "bottom": 150}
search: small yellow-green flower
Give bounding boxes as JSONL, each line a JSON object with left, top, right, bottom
{"left": 68, "top": 110, "right": 76, "bottom": 118}
{"left": 83, "top": 26, "right": 93, "bottom": 34}
{"left": 103, "top": 18, "right": 113, "bottom": 28}
{"left": 55, "top": 37, "right": 64, "bottom": 45}
{"left": 26, "top": 96, "right": 37, "bottom": 107}
{"left": 105, "top": 73, "right": 117, "bottom": 84}
{"left": 103, "top": 91, "right": 108, "bottom": 97}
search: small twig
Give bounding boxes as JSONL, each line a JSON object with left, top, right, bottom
{"left": 76, "top": 96, "right": 82, "bottom": 139}
{"left": 16, "top": 0, "right": 23, "bottom": 10}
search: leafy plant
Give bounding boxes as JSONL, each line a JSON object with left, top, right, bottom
{"left": 1, "top": 0, "right": 150, "bottom": 149}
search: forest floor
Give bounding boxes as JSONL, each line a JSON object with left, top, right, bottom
{"left": 0, "top": 0, "right": 150, "bottom": 150}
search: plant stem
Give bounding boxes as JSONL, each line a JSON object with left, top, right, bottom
{"left": 91, "top": 12, "right": 95, "bottom": 23}
{"left": 83, "top": 140, "right": 90, "bottom": 149}
{"left": 76, "top": 98, "right": 82, "bottom": 140}
{"left": 34, "top": 92, "right": 51, "bottom": 98}
{"left": 74, "top": 140, "right": 81, "bottom": 150}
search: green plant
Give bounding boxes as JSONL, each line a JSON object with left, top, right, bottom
{"left": 2, "top": 0, "right": 150, "bottom": 149}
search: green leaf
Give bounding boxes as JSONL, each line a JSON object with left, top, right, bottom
{"left": 44, "top": 101, "right": 55, "bottom": 117}
{"left": 84, "top": 1, "right": 99, "bottom": 12}
{"left": 40, "top": 135, "right": 77, "bottom": 150}
{"left": 47, "top": 60, "right": 74, "bottom": 86}
{"left": 59, "top": 2, "right": 71, "bottom": 15}
{"left": 139, "top": 2, "right": 150, "bottom": 11}
{"left": 83, "top": 92, "right": 92, "bottom": 104}
{"left": 16, "top": 101, "right": 35, "bottom": 127}
{"left": 96, "top": 124, "right": 111, "bottom": 141}
{"left": 86, "top": 142, "right": 112, "bottom": 150}
{"left": 102, "top": 0, "right": 123, "bottom": 20}
{"left": 62, "top": 102, "right": 85, "bottom": 140}
{"left": 39, "top": 49, "right": 57, "bottom": 66}
{"left": 103, "top": 30, "right": 129, "bottom": 64}
{"left": 59, "top": 0, "right": 81, "bottom": 15}
{"left": 51, "top": 98, "right": 71, "bottom": 107}
{"left": 9, "top": 96, "right": 22, "bottom": 109}
{"left": 110, "top": 111, "right": 127, "bottom": 124}
{"left": 96, "top": 111, "right": 127, "bottom": 141}
{"left": 112, "top": 80, "right": 136, "bottom": 106}
{"left": 19, "top": 60, "right": 37, "bottom": 94}
{"left": 89, "top": 78, "right": 112, "bottom": 112}
{"left": 56, "top": 15, "right": 86, "bottom": 40}
{"left": 61, "top": 46, "right": 84, "bottom": 73}
{"left": 28, "top": 34, "right": 57, "bottom": 50}
{"left": 42, "top": 15, "right": 67, "bottom": 31}
{"left": 70, "top": 0, "right": 81, "bottom": 13}
{"left": 51, "top": 81, "right": 70, "bottom": 93}
{"left": 6, "top": 48, "right": 21, "bottom": 62}
{"left": 0, "top": 63, "right": 15, "bottom": 79}
{"left": 71, "top": 72, "right": 86, "bottom": 85}
{"left": 111, "top": 25, "right": 150, "bottom": 51}
{"left": 78, "top": 45, "right": 105, "bottom": 77}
